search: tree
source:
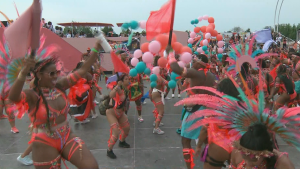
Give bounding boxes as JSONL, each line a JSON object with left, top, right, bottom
{"left": 101, "top": 26, "right": 114, "bottom": 36}
{"left": 246, "top": 28, "right": 251, "bottom": 32}
{"left": 141, "top": 30, "right": 146, "bottom": 36}
{"left": 120, "top": 29, "right": 131, "bottom": 36}
{"left": 277, "top": 23, "right": 298, "bottom": 40}
{"left": 232, "top": 26, "right": 243, "bottom": 33}
{"left": 62, "top": 21, "right": 94, "bottom": 37}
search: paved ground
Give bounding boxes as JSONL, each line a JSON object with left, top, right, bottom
{"left": 0, "top": 79, "right": 300, "bottom": 169}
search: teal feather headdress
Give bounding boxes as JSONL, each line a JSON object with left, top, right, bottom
{"left": 175, "top": 72, "right": 300, "bottom": 152}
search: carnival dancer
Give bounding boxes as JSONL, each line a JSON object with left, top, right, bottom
{"left": 120, "top": 51, "right": 144, "bottom": 122}
{"left": 149, "top": 69, "right": 169, "bottom": 134}
{"left": 190, "top": 78, "right": 241, "bottom": 169}
{"left": 170, "top": 51, "right": 216, "bottom": 169}
{"left": 267, "top": 64, "right": 296, "bottom": 111}
{"left": 176, "top": 74, "right": 298, "bottom": 169}
{"left": 104, "top": 73, "right": 131, "bottom": 159}
{"left": 0, "top": 85, "right": 19, "bottom": 133}
{"left": 161, "top": 67, "right": 172, "bottom": 100}
{"left": 291, "top": 53, "right": 300, "bottom": 106}
{"left": 176, "top": 77, "right": 190, "bottom": 134}
{"left": 256, "top": 59, "right": 273, "bottom": 109}
{"left": 171, "top": 54, "right": 182, "bottom": 98}
{"left": 68, "top": 62, "right": 94, "bottom": 124}
{"left": 103, "top": 51, "right": 131, "bottom": 159}
{"left": 8, "top": 41, "right": 102, "bottom": 168}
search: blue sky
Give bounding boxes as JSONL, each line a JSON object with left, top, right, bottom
{"left": 1, "top": 0, "right": 299, "bottom": 33}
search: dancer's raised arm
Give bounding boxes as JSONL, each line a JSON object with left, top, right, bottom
{"left": 57, "top": 40, "right": 102, "bottom": 89}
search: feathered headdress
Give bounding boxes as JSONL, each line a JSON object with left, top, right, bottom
{"left": 227, "top": 36, "right": 278, "bottom": 74}
{"left": 0, "top": 34, "right": 60, "bottom": 91}
{"left": 175, "top": 73, "right": 300, "bottom": 152}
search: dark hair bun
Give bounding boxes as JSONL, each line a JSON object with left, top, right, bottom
{"left": 248, "top": 123, "right": 269, "bottom": 137}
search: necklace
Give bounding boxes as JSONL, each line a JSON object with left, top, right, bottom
{"left": 41, "top": 88, "right": 61, "bottom": 100}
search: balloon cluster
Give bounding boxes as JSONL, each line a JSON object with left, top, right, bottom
{"left": 168, "top": 72, "right": 180, "bottom": 89}
{"left": 188, "top": 15, "right": 225, "bottom": 59}
{"left": 122, "top": 20, "right": 147, "bottom": 30}
{"left": 122, "top": 21, "right": 139, "bottom": 30}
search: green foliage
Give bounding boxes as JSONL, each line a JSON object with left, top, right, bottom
{"left": 276, "top": 23, "right": 300, "bottom": 41}
{"left": 141, "top": 30, "right": 146, "bottom": 36}
{"left": 63, "top": 25, "right": 94, "bottom": 37}
{"left": 245, "top": 28, "right": 251, "bottom": 32}
{"left": 101, "top": 26, "right": 114, "bottom": 35}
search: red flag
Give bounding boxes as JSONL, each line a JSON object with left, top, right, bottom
{"left": 110, "top": 51, "right": 130, "bottom": 74}
{"left": 146, "top": 0, "right": 176, "bottom": 41}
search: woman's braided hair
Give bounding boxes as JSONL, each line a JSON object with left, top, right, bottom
{"left": 32, "top": 58, "right": 57, "bottom": 132}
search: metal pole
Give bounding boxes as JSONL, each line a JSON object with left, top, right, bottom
{"left": 277, "top": 0, "right": 284, "bottom": 33}
{"left": 274, "top": 0, "right": 280, "bottom": 32}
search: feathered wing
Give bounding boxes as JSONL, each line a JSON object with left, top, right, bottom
{"left": 6, "top": 58, "right": 25, "bottom": 87}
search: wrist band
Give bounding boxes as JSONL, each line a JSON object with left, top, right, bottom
{"left": 92, "top": 48, "right": 99, "bottom": 53}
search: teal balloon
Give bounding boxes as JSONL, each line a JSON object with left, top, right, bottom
{"left": 144, "top": 68, "right": 151, "bottom": 75}
{"left": 168, "top": 80, "right": 177, "bottom": 89}
{"left": 130, "top": 21, "right": 139, "bottom": 30}
{"left": 171, "top": 72, "right": 180, "bottom": 81}
{"left": 188, "top": 43, "right": 193, "bottom": 48}
{"left": 136, "top": 62, "right": 146, "bottom": 73}
{"left": 205, "top": 51, "right": 209, "bottom": 55}
{"left": 150, "top": 74, "right": 157, "bottom": 82}
{"left": 217, "top": 54, "right": 223, "bottom": 61}
{"left": 202, "top": 45, "right": 208, "bottom": 51}
{"left": 129, "top": 69, "right": 138, "bottom": 77}
{"left": 191, "top": 20, "right": 195, "bottom": 25}
{"left": 194, "top": 51, "right": 199, "bottom": 55}
{"left": 122, "top": 23, "right": 129, "bottom": 29}
{"left": 194, "top": 19, "right": 199, "bottom": 24}
{"left": 150, "top": 81, "right": 157, "bottom": 88}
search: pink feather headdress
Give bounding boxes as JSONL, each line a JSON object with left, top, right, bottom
{"left": 175, "top": 73, "right": 300, "bottom": 152}
{"left": 227, "top": 36, "right": 278, "bottom": 74}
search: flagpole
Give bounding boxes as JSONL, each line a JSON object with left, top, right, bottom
{"left": 168, "top": 0, "right": 176, "bottom": 46}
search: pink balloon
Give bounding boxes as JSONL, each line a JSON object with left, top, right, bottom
{"left": 205, "top": 33, "right": 211, "bottom": 39}
{"left": 200, "top": 47, "right": 204, "bottom": 53}
{"left": 217, "top": 41, "right": 225, "bottom": 48}
{"left": 218, "top": 48, "right": 224, "bottom": 54}
{"left": 131, "top": 58, "right": 139, "bottom": 66}
{"left": 190, "top": 32, "right": 196, "bottom": 38}
{"left": 180, "top": 52, "right": 192, "bottom": 64}
{"left": 139, "top": 20, "right": 147, "bottom": 29}
{"left": 146, "top": 63, "right": 153, "bottom": 69}
{"left": 178, "top": 61, "right": 186, "bottom": 68}
{"left": 152, "top": 66, "right": 160, "bottom": 75}
{"left": 203, "top": 39, "right": 208, "bottom": 46}
{"left": 188, "top": 38, "right": 194, "bottom": 44}
{"left": 142, "top": 52, "right": 154, "bottom": 63}
{"left": 149, "top": 41, "right": 161, "bottom": 53}
{"left": 134, "top": 49, "right": 143, "bottom": 58}
{"left": 203, "top": 15, "right": 209, "bottom": 20}
{"left": 197, "top": 48, "right": 201, "bottom": 53}
{"left": 198, "top": 16, "right": 203, "bottom": 22}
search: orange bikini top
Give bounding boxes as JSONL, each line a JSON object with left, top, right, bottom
{"left": 29, "top": 89, "right": 69, "bottom": 127}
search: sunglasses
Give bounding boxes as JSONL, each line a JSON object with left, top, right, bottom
{"left": 43, "top": 70, "right": 61, "bottom": 77}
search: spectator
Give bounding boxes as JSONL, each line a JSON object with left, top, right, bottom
{"left": 225, "top": 35, "right": 230, "bottom": 49}
{"left": 47, "top": 21, "right": 56, "bottom": 33}
{"left": 66, "top": 30, "right": 72, "bottom": 38}
{"left": 283, "top": 38, "right": 287, "bottom": 49}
